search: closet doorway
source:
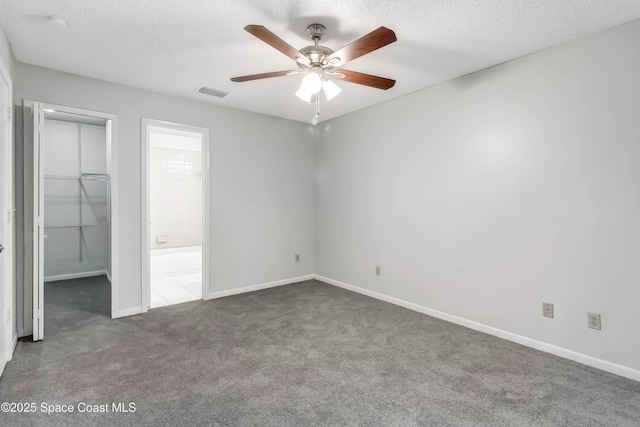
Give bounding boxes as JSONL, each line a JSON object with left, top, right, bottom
{"left": 29, "top": 102, "right": 118, "bottom": 341}
{"left": 141, "top": 119, "right": 209, "bottom": 311}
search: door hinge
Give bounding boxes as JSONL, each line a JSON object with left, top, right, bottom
{"left": 37, "top": 310, "right": 42, "bottom": 319}
{"left": 7, "top": 107, "right": 10, "bottom": 122}
{"left": 6, "top": 209, "right": 11, "bottom": 224}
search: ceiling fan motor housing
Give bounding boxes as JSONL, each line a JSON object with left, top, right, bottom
{"left": 299, "top": 45, "right": 334, "bottom": 67}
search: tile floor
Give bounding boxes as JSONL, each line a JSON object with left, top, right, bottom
{"left": 150, "top": 247, "right": 202, "bottom": 308}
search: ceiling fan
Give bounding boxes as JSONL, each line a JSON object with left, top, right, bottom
{"left": 230, "top": 23, "right": 397, "bottom": 114}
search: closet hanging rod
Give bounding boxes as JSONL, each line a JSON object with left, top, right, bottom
{"left": 44, "top": 224, "right": 99, "bottom": 229}
{"left": 45, "top": 174, "right": 111, "bottom": 181}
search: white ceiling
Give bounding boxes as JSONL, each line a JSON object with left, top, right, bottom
{"left": 2, "top": 1, "right": 640, "bottom": 124}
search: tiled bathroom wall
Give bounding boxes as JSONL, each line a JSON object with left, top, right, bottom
{"left": 149, "top": 146, "right": 202, "bottom": 249}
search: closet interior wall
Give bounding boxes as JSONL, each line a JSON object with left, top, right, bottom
{"left": 43, "top": 118, "right": 109, "bottom": 281}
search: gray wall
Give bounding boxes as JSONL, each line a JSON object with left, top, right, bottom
{"left": 316, "top": 19, "right": 640, "bottom": 372}
{"left": 14, "top": 64, "right": 315, "bottom": 316}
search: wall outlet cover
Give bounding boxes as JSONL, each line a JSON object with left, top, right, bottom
{"left": 543, "top": 302, "right": 554, "bottom": 318}
{"left": 588, "top": 313, "right": 601, "bottom": 330}
{"left": 295, "top": 254, "right": 300, "bottom": 262}
{"left": 375, "top": 266, "right": 381, "bottom": 276}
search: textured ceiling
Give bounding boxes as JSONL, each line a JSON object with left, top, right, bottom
{"left": 1, "top": 1, "right": 640, "bottom": 123}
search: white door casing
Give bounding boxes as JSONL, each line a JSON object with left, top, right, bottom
{"left": 31, "top": 101, "right": 44, "bottom": 341}
{"left": 30, "top": 103, "right": 119, "bottom": 342}
{"left": 141, "top": 118, "right": 210, "bottom": 311}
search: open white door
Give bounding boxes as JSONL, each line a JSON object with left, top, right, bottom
{"left": 32, "top": 101, "right": 44, "bottom": 341}
{"left": 0, "top": 57, "right": 14, "bottom": 372}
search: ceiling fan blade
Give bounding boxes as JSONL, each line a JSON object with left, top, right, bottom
{"left": 230, "top": 70, "right": 298, "bottom": 82}
{"left": 326, "top": 27, "right": 397, "bottom": 66}
{"left": 244, "top": 25, "right": 309, "bottom": 66}
{"left": 334, "top": 70, "right": 395, "bottom": 90}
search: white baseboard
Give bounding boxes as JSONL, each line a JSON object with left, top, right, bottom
{"left": 113, "top": 306, "right": 142, "bottom": 318}
{"left": 314, "top": 275, "right": 640, "bottom": 383}
{"left": 115, "top": 276, "right": 314, "bottom": 318}
{"left": 205, "top": 275, "right": 314, "bottom": 300}
{"left": 44, "top": 270, "right": 108, "bottom": 282}
{"left": 105, "top": 271, "right": 112, "bottom": 283}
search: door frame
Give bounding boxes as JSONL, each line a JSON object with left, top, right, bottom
{"left": 30, "top": 102, "right": 119, "bottom": 341}
{"left": 0, "top": 55, "right": 14, "bottom": 371}
{"left": 140, "top": 118, "right": 210, "bottom": 312}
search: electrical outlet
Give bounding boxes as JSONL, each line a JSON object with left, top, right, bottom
{"left": 375, "top": 266, "right": 381, "bottom": 276}
{"left": 295, "top": 254, "right": 300, "bottom": 262}
{"left": 588, "top": 313, "right": 601, "bottom": 330}
{"left": 543, "top": 302, "right": 554, "bottom": 318}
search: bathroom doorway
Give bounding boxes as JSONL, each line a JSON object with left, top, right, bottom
{"left": 141, "top": 119, "right": 209, "bottom": 310}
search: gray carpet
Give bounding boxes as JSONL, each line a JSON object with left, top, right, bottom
{"left": 1, "top": 279, "right": 639, "bottom": 426}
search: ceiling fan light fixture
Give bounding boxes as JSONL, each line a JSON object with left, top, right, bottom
{"left": 302, "top": 71, "right": 322, "bottom": 93}
{"left": 295, "top": 86, "right": 314, "bottom": 102}
{"left": 296, "top": 71, "right": 322, "bottom": 102}
{"left": 322, "top": 79, "right": 342, "bottom": 101}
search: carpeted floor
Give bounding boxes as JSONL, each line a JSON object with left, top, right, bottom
{"left": 1, "top": 278, "right": 639, "bottom": 426}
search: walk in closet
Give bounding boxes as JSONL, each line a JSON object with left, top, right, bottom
{"left": 43, "top": 111, "right": 111, "bottom": 281}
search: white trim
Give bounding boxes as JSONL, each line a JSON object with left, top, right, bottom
{"left": 44, "top": 270, "right": 108, "bottom": 282}
{"left": 107, "top": 117, "right": 119, "bottom": 319}
{"left": 314, "top": 275, "right": 640, "bottom": 383}
{"left": 140, "top": 121, "right": 149, "bottom": 311}
{"left": 32, "top": 101, "right": 44, "bottom": 341}
{"left": 105, "top": 270, "right": 112, "bottom": 283}
{"left": 113, "top": 306, "right": 142, "bottom": 318}
{"left": 205, "top": 275, "right": 314, "bottom": 300}
{"left": 141, "top": 118, "right": 210, "bottom": 313}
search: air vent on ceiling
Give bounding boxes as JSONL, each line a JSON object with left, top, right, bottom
{"left": 197, "top": 86, "right": 230, "bottom": 98}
